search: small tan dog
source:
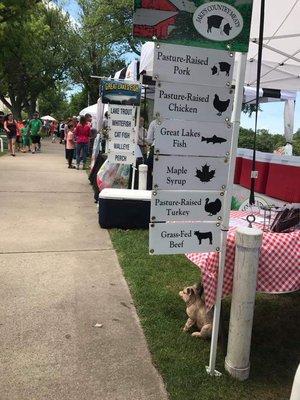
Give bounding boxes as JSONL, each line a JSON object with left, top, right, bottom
{"left": 179, "top": 283, "right": 213, "bottom": 339}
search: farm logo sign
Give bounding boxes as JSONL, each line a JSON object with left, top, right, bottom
{"left": 133, "top": 0, "right": 253, "bottom": 52}
{"left": 193, "top": 2, "right": 244, "bottom": 42}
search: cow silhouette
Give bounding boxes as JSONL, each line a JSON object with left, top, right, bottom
{"left": 194, "top": 231, "right": 213, "bottom": 245}
{"left": 207, "top": 15, "right": 232, "bottom": 36}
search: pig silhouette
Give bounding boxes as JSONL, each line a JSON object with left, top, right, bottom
{"left": 207, "top": 15, "right": 232, "bottom": 36}
{"left": 219, "top": 62, "right": 231, "bottom": 76}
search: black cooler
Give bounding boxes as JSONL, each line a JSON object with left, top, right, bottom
{"left": 99, "top": 188, "right": 151, "bottom": 229}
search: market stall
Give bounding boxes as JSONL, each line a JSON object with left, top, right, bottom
{"left": 186, "top": 210, "right": 300, "bottom": 311}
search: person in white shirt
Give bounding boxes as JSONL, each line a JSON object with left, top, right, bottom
{"left": 146, "top": 119, "right": 158, "bottom": 146}
{"left": 137, "top": 117, "right": 148, "bottom": 159}
{"left": 145, "top": 119, "right": 159, "bottom": 189}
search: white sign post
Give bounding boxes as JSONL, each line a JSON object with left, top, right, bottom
{"left": 149, "top": 222, "right": 221, "bottom": 254}
{"left": 148, "top": 42, "right": 248, "bottom": 377}
{"left": 107, "top": 104, "right": 136, "bottom": 165}
{"left": 207, "top": 52, "right": 248, "bottom": 377}
{"left": 155, "top": 119, "right": 232, "bottom": 157}
{"left": 153, "top": 43, "right": 234, "bottom": 87}
{"left": 153, "top": 155, "right": 229, "bottom": 191}
{"left": 151, "top": 190, "right": 224, "bottom": 222}
{"left": 149, "top": 41, "right": 234, "bottom": 257}
{"left": 154, "top": 82, "right": 234, "bottom": 122}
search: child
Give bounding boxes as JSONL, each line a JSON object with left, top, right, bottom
{"left": 66, "top": 122, "right": 75, "bottom": 169}
{"left": 20, "top": 120, "right": 30, "bottom": 153}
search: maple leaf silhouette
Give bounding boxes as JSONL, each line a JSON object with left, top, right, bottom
{"left": 195, "top": 164, "right": 216, "bottom": 182}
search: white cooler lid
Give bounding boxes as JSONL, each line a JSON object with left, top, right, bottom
{"left": 99, "top": 188, "right": 152, "bottom": 201}
{"left": 269, "top": 154, "right": 300, "bottom": 166}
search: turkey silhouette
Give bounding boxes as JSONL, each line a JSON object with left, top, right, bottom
{"left": 195, "top": 164, "right": 215, "bottom": 182}
{"left": 204, "top": 198, "right": 222, "bottom": 215}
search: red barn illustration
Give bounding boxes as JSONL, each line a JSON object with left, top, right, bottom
{"left": 142, "top": 0, "right": 177, "bottom": 11}
{"left": 133, "top": 0, "right": 196, "bottom": 39}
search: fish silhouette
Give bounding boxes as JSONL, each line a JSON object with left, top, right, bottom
{"left": 195, "top": 164, "right": 215, "bottom": 182}
{"left": 201, "top": 135, "right": 227, "bottom": 144}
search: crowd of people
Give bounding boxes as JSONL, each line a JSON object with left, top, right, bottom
{"left": 0, "top": 111, "right": 43, "bottom": 156}
{"left": 58, "top": 113, "right": 94, "bottom": 170}
{"left": 0, "top": 110, "right": 96, "bottom": 170}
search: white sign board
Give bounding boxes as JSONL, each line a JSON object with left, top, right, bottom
{"left": 151, "top": 190, "right": 224, "bottom": 222}
{"left": 108, "top": 140, "right": 135, "bottom": 154}
{"left": 149, "top": 221, "right": 221, "bottom": 255}
{"left": 153, "top": 43, "right": 234, "bottom": 86}
{"left": 155, "top": 119, "right": 232, "bottom": 156}
{"left": 107, "top": 151, "right": 136, "bottom": 165}
{"left": 109, "top": 128, "right": 135, "bottom": 141}
{"left": 108, "top": 105, "right": 135, "bottom": 120}
{"left": 153, "top": 155, "right": 229, "bottom": 190}
{"left": 154, "top": 82, "right": 233, "bottom": 122}
{"left": 108, "top": 118, "right": 135, "bottom": 131}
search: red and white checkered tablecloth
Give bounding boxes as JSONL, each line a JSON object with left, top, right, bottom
{"left": 186, "top": 211, "right": 300, "bottom": 310}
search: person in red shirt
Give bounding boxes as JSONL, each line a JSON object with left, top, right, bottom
{"left": 74, "top": 115, "right": 90, "bottom": 170}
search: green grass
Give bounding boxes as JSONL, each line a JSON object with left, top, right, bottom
{"left": 110, "top": 228, "right": 300, "bottom": 400}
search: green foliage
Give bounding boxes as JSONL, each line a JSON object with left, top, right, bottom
{"left": 242, "top": 103, "right": 260, "bottom": 116}
{"left": 39, "top": 85, "right": 70, "bottom": 121}
{"left": 0, "top": 1, "right": 76, "bottom": 118}
{"left": 238, "top": 127, "right": 300, "bottom": 155}
{"left": 68, "top": 89, "right": 89, "bottom": 117}
{"left": 0, "top": 0, "right": 140, "bottom": 116}
{"left": 0, "top": 0, "right": 41, "bottom": 26}
{"left": 68, "top": 0, "right": 139, "bottom": 104}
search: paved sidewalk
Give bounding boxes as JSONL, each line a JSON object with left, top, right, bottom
{"left": 0, "top": 141, "right": 168, "bottom": 400}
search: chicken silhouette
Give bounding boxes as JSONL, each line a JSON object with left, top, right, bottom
{"left": 195, "top": 164, "right": 215, "bottom": 182}
{"left": 204, "top": 198, "right": 222, "bottom": 216}
{"left": 213, "top": 94, "right": 230, "bottom": 116}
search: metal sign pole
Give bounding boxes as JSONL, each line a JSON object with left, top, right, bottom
{"left": 131, "top": 76, "right": 143, "bottom": 190}
{"left": 206, "top": 52, "right": 248, "bottom": 376}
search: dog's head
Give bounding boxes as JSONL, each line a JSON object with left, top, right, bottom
{"left": 179, "top": 283, "right": 204, "bottom": 304}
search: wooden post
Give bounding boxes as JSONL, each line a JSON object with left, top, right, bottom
{"left": 225, "top": 226, "right": 263, "bottom": 380}
{"left": 138, "top": 164, "right": 148, "bottom": 190}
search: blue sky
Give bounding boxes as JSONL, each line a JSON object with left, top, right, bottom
{"left": 63, "top": 0, "right": 300, "bottom": 134}
{"left": 63, "top": 0, "right": 81, "bottom": 20}
{"left": 241, "top": 98, "right": 300, "bottom": 134}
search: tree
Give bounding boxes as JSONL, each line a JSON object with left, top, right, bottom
{"left": 68, "top": 89, "right": 89, "bottom": 117}
{"left": 39, "top": 85, "right": 70, "bottom": 121}
{"left": 0, "top": 1, "right": 75, "bottom": 118}
{"left": 68, "top": 0, "right": 140, "bottom": 104}
{"left": 238, "top": 127, "right": 300, "bottom": 155}
{"left": 0, "top": 0, "right": 41, "bottom": 26}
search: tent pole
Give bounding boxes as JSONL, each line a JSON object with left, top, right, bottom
{"left": 206, "top": 52, "right": 247, "bottom": 377}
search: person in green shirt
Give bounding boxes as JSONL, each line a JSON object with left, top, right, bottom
{"left": 28, "top": 111, "right": 42, "bottom": 153}
{"left": 21, "top": 120, "right": 30, "bottom": 152}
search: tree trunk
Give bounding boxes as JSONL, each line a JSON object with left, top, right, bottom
{"left": 7, "top": 87, "right": 23, "bottom": 120}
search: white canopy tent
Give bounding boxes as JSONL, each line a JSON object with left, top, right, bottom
{"left": 245, "top": 0, "right": 300, "bottom": 90}
{"left": 79, "top": 103, "right": 98, "bottom": 119}
{"left": 41, "top": 115, "right": 57, "bottom": 121}
{"left": 79, "top": 103, "right": 99, "bottom": 130}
